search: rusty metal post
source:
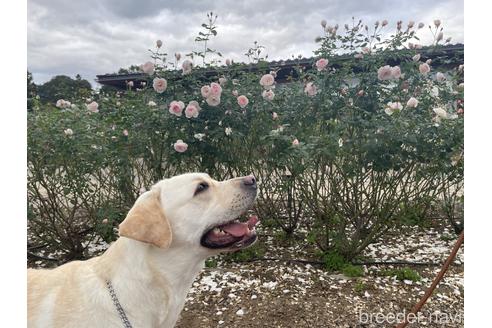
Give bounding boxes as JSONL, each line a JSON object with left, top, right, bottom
{"left": 395, "top": 230, "right": 464, "bottom": 328}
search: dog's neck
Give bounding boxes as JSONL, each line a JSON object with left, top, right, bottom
{"left": 95, "top": 237, "right": 207, "bottom": 327}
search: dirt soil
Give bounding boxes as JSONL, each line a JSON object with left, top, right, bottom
{"left": 175, "top": 224, "right": 464, "bottom": 328}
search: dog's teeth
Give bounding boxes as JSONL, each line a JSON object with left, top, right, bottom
{"left": 213, "top": 228, "right": 220, "bottom": 234}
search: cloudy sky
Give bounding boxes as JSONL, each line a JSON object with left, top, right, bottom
{"left": 27, "top": 0, "right": 464, "bottom": 87}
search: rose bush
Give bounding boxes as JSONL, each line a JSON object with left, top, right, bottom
{"left": 27, "top": 16, "right": 463, "bottom": 262}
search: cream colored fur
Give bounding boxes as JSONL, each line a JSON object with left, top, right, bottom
{"left": 28, "top": 173, "right": 256, "bottom": 328}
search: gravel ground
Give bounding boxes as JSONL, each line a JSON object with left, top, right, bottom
{"left": 176, "top": 224, "right": 464, "bottom": 328}
{"left": 28, "top": 222, "right": 464, "bottom": 328}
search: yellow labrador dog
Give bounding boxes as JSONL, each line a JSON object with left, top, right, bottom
{"left": 28, "top": 173, "right": 259, "bottom": 327}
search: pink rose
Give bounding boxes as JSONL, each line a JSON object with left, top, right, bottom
{"left": 433, "top": 107, "right": 447, "bottom": 119}
{"left": 391, "top": 66, "right": 401, "bottom": 79}
{"left": 56, "top": 99, "right": 71, "bottom": 109}
{"left": 123, "top": 129, "right": 129, "bottom": 136}
{"left": 436, "top": 72, "right": 446, "bottom": 82}
{"left": 385, "top": 102, "right": 403, "bottom": 115}
{"left": 377, "top": 65, "right": 393, "bottom": 80}
{"left": 206, "top": 95, "right": 221, "bottom": 107}
{"left": 412, "top": 54, "right": 421, "bottom": 62}
{"left": 169, "top": 100, "right": 185, "bottom": 116}
{"left": 140, "top": 61, "right": 155, "bottom": 75}
{"left": 173, "top": 140, "right": 188, "bottom": 153}
{"left": 272, "top": 112, "right": 278, "bottom": 120}
{"left": 260, "top": 74, "right": 275, "bottom": 89}
{"left": 182, "top": 60, "right": 193, "bottom": 75}
{"left": 86, "top": 101, "right": 99, "bottom": 113}
{"left": 201, "top": 85, "right": 211, "bottom": 98}
{"left": 210, "top": 82, "right": 222, "bottom": 96}
{"left": 408, "top": 21, "right": 415, "bottom": 28}
{"left": 419, "top": 63, "right": 431, "bottom": 75}
{"left": 185, "top": 101, "right": 200, "bottom": 118}
{"left": 153, "top": 78, "right": 168, "bottom": 93}
{"left": 304, "top": 82, "right": 317, "bottom": 96}
{"left": 378, "top": 65, "right": 401, "bottom": 81}
{"left": 406, "top": 97, "right": 419, "bottom": 108}
{"left": 391, "top": 102, "right": 403, "bottom": 110}
{"left": 237, "top": 95, "right": 249, "bottom": 108}
{"left": 218, "top": 77, "right": 227, "bottom": 85}
{"left": 262, "top": 89, "right": 275, "bottom": 101}
{"left": 315, "top": 58, "right": 329, "bottom": 71}
{"left": 357, "top": 90, "right": 365, "bottom": 97}
{"left": 292, "top": 139, "right": 299, "bottom": 146}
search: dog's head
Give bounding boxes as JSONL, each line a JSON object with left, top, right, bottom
{"left": 118, "top": 173, "right": 259, "bottom": 252}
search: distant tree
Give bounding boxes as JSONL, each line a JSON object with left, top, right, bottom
{"left": 100, "top": 84, "right": 119, "bottom": 95}
{"left": 117, "top": 65, "right": 142, "bottom": 75}
{"left": 37, "top": 75, "right": 92, "bottom": 105}
{"left": 27, "top": 71, "right": 38, "bottom": 111}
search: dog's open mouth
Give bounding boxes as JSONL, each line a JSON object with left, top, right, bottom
{"left": 200, "top": 215, "right": 259, "bottom": 250}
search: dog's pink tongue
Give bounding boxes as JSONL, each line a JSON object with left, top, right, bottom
{"left": 221, "top": 222, "right": 248, "bottom": 237}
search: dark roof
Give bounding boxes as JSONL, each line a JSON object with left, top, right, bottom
{"left": 96, "top": 44, "right": 464, "bottom": 90}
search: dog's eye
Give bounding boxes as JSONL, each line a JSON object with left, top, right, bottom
{"left": 194, "top": 182, "right": 209, "bottom": 195}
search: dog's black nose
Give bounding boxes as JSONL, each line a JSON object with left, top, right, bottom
{"left": 243, "top": 175, "right": 257, "bottom": 188}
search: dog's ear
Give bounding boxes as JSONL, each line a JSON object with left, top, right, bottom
{"left": 118, "top": 188, "right": 172, "bottom": 248}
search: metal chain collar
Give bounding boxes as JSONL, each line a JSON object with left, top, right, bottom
{"left": 106, "top": 280, "right": 133, "bottom": 328}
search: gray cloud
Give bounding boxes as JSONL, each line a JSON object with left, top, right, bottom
{"left": 28, "top": 0, "right": 464, "bottom": 87}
